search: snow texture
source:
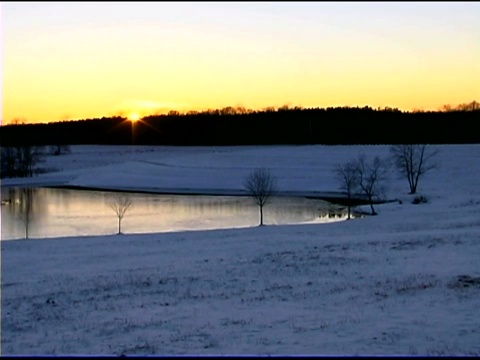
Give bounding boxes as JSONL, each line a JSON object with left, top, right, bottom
{"left": 1, "top": 144, "right": 479, "bottom": 356}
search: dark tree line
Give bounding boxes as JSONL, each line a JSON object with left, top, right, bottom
{"left": 1, "top": 105, "right": 479, "bottom": 147}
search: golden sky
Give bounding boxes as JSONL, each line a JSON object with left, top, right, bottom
{"left": 2, "top": 2, "right": 479, "bottom": 124}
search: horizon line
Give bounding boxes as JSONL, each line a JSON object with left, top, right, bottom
{"left": 3, "top": 100, "right": 479, "bottom": 126}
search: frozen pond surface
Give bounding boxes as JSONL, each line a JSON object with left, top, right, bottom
{"left": 1, "top": 187, "right": 346, "bottom": 240}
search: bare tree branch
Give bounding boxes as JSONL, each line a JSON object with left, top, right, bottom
{"left": 335, "top": 160, "right": 359, "bottom": 219}
{"left": 390, "top": 144, "right": 438, "bottom": 194}
{"left": 243, "top": 168, "right": 278, "bottom": 226}
{"left": 354, "top": 154, "right": 389, "bottom": 215}
{"left": 109, "top": 195, "right": 133, "bottom": 234}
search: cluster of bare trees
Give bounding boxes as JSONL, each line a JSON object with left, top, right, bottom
{"left": 1, "top": 146, "right": 45, "bottom": 178}
{"left": 335, "top": 155, "right": 389, "bottom": 217}
{"left": 243, "top": 144, "right": 437, "bottom": 226}
{"left": 168, "top": 105, "right": 301, "bottom": 117}
{"left": 336, "top": 144, "right": 438, "bottom": 218}
{"left": 1, "top": 145, "right": 71, "bottom": 178}
{"left": 438, "top": 100, "right": 479, "bottom": 112}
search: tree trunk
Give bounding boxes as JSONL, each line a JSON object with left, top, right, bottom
{"left": 118, "top": 218, "right": 121, "bottom": 234}
{"left": 259, "top": 205, "right": 264, "bottom": 226}
{"left": 347, "top": 194, "right": 351, "bottom": 219}
{"left": 410, "top": 183, "right": 417, "bottom": 194}
{"left": 368, "top": 195, "right": 376, "bottom": 215}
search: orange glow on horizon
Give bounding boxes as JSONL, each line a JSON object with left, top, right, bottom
{"left": 3, "top": 100, "right": 480, "bottom": 125}
{"left": 3, "top": 3, "right": 479, "bottom": 124}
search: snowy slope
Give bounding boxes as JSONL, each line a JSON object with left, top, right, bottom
{"left": 1, "top": 144, "right": 479, "bottom": 356}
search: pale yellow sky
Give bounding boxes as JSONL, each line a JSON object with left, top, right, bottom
{"left": 2, "top": 2, "right": 479, "bottom": 124}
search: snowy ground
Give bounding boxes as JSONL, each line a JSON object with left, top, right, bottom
{"left": 1, "top": 144, "right": 480, "bottom": 356}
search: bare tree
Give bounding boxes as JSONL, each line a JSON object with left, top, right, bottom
{"left": 109, "top": 195, "right": 133, "bottom": 234}
{"left": 335, "top": 160, "right": 359, "bottom": 219}
{"left": 354, "top": 155, "right": 389, "bottom": 215}
{"left": 390, "top": 144, "right": 438, "bottom": 194}
{"left": 243, "top": 168, "right": 278, "bottom": 226}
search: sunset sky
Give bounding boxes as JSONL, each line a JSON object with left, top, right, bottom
{"left": 2, "top": 1, "right": 479, "bottom": 124}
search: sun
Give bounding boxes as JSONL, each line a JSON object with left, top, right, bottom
{"left": 128, "top": 113, "right": 140, "bottom": 122}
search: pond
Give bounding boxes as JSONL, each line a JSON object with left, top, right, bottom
{"left": 0, "top": 187, "right": 348, "bottom": 241}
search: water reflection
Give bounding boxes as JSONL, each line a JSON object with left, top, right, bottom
{"left": 1, "top": 187, "right": 347, "bottom": 240}
{"left": 4, "top": 188, "right": 38, "bottom": 239}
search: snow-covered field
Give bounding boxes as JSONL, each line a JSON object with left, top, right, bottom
{"left": 1, "top": 144, "right": 480, "bottom": 356}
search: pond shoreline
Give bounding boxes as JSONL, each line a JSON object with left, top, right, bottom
{"left": 45, "top": 184, "right": 384, "bottom": 206}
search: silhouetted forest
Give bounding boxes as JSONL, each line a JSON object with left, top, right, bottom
{"left": 1, "top": 102, "right": 479, "bottom": 146}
